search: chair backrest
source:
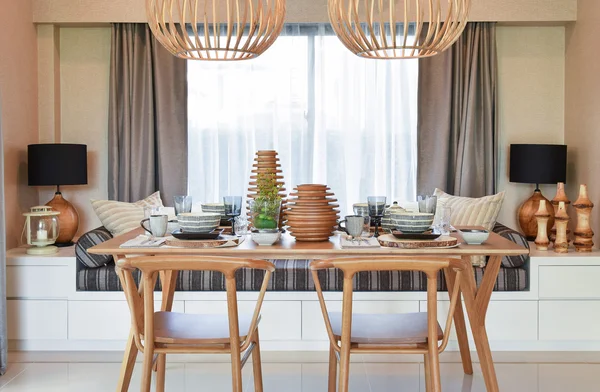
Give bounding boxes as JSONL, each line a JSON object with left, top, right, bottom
{"left": 310, "top": 256, "right": 464, "bottom": 352}
{"left": 116, "top": 256, "right": 275, "bottom": 352}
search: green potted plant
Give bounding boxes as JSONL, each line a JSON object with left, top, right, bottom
{"left": 250, "top": 173, "right": 283, "bottom": 231}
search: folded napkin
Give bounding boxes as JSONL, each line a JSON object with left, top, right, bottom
{"left": 120, "top": 235, "right": 167, "bottom": 248}
{"left": 340, "top": 236, "right": 380, "bottom": 248}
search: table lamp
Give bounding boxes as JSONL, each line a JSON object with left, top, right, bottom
{"left": 28, "top": 144, "right": 88, "bottom": 246}
{"left": 509, "top": 144, "right": 567, "bottom": 240}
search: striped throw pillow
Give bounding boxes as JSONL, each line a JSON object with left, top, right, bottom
{"left": 433, "top": 189, "right": 505, "bottom": 267}
{"left": 90, "top": 192, "right": 164, "bottom": 237}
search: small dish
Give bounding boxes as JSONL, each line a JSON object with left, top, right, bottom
{"left": 459, "top": 229, "right": 490, "bottom": 245}
{"left": 171, "top": 229, "right": 223, "bottom": 240}
{"left": 251, "top": 230, "right": 281, "bottom": 246}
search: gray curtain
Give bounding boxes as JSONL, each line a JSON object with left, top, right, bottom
{"left": 0, "top": 98, "right": 7, "bottom": 374}
{"left": 108, "top": 24, "right": 188, "bottom": 204}
{"left": 417, "top": 22, "right": 497, "bottom": 197}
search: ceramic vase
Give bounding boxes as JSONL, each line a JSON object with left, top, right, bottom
{"left": 553, "top": 201, "right": 569, "bottom": 254}
{"left": 550, "top": 182, "right": 570, "bottom": 245}
{"left": 573, "top": 184, "right": 594, "bottom": 252}
{"left": 534, "top": 200, "right": 551, "bottom": 251}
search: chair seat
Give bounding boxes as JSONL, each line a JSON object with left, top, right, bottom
{"left": 329, "top": 312, "right": 443, "bottom": 345}
{"left": 150, "top": 311, "right": 257, "bottom": 344}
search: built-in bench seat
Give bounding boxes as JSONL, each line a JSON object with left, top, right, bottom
{"left": 76, "top": 223, "right": 530, "bottom": 292}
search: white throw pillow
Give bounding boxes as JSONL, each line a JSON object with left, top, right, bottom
{"left": 91, "top": 192, "right": 164, "bottom": 236}
{"left": 433, "top": 189, "right": 505, "bottom": 267}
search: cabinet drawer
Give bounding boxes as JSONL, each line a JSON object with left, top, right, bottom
{"left": 423, "top": 301, "right": 538, "bottom": 341}
{"left": 302, "top": 301, "right": 420, "bottom": 341}
{"left": 539, "top": 301, "right": 600, "bottom": 340}
{"left": 7, "top": 300, "right": 67, "bottom": 340}
{"left": 185, "top": 301, "right": 301, "bottom": 341}
{"left": 7, "top": 266, "right": 70, "bottom": 298}
{"left": 539, "top": 266, "right": 600, "bottom": 299}
{"left": 68, "top": 300, "right": 184, "bottom": 340}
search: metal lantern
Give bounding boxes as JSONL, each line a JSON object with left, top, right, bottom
{"left": 23, "top": 206, "right": 60, "bottom": 255}
{"left": 146, "top": 0, "right": 286, "bottom": 60}
{"left": 328, "top": 0, "right": 471, "bottom": 59}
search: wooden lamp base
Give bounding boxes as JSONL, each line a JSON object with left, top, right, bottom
{"left": 46, "top": 191, "right": 79, "bottom": 246}
{"left": 518, "top": 189, "right": 555, "bottom": 241}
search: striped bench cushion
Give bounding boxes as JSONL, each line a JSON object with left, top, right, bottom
{"left": 77, "top": 259, "right": 528, "bottom": 292}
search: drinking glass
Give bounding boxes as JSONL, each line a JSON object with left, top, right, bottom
{"left": 144, "top": 206, "right": 161, "bottom": 219}
{"left": 434, "top": 206, "right": 452, "bottom": 235}
{"left": 173, "top": 195, "right": 193, "bottom": 216}
{"left": 223, "top": 196, "right": 243, "bottom": 235}
{"left": 234, "top": 215, "right": 249, "bottom": 236}
{"left": 367, "top": 196, "right": 386, "bottom": 237}
{"left": 418, "top": 195, "right": 437, "bottom": 214}
{"left": 361, "top": 215, "right": 372, "bottom": 238}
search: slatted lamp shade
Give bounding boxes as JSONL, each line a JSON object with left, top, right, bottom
{"left": 328, "top": 0, "right": 471, "bottom": 59}
{"left": 146, "top": 0, "right": 286, "bottom": 60}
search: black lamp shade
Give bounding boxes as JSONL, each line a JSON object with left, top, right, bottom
{"left": 509, "top": 144, "right": 567, "bottom": 185}
{"left": 28, "top": 144, "right": 88, "bottom": 186}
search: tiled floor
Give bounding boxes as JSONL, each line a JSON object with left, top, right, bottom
{"left": 0, "top": 357, "right": 599, "bottom": 391}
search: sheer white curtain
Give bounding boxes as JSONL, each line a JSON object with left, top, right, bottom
{"left": 188, "top": 24, "right": 418, "bottom": 216}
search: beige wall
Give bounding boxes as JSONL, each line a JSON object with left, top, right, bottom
{"left": 0, "top": 0, "right": 39, "bottom": 249}
{"left": 32, "top": 0, "right": 577, "bottom": 23}
{"left": 496, "top": 26, "right": 566, "bottom": 230}
{"left": 38, "top": 28, "right": 111, "bottom": 235}
{"left": 565, "top": 0, "right": 600, "bottom": 239}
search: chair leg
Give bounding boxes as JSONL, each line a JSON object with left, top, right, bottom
{"left": 155, "top": 354, "right": 166, "bottom": 392}
{"left": 328, "top": 344, "right": 337, "bottom": 392}
{"left": 428, "top": 346, "right": 442, "bottom": 392}
{"left": 140, "top": 346, "right": 154, "bottom": 392}
{"left": 337, "top": 344, "right": 351, "bottom": 392}
{"left": 424, "top": 353, "right": 432, "bottom": 392}
{"left": 230, "top": 345, "right": 244, "bottom": 392}
{"left": 252, "top": 329, "right": 264, "bottom": 392}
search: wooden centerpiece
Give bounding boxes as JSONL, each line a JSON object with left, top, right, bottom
{"left": 247, "top": 150, "right": 287, "bottom": 226}
{"left": 286, "top": 184, "right": 340, "bottom": 242}
{"left": 534, "top": 200, "right": 551, "bottom": 251}
{"left": 553, "top": 201, "right": 570, "bottom": 254}
{"left": 573, "top": 184, "right": 594, "bottom": 252}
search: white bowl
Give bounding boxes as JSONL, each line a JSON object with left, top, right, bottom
{"left": 251, "top": 231, "right": 281, "bottom": 246}
{"left": 177, "top": 212, "right": 221, "bottom": 224}
{"left": 459, "top": 229, "right": 489, "bottom": 245}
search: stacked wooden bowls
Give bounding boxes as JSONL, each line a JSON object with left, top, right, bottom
{"left": 247, "top": 150, "right": 288, "bottom": 226}
{"left": 286, "top": 184, "right": 340, "bottom": 242}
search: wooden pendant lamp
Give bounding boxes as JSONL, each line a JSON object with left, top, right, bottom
{"left": 146, "top": 0, "right": 286, "bottom": 60}
{"left": 327, "top": 0, "right": 471, "bottom": 59}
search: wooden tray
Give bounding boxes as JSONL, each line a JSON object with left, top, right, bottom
{"left": 165, "top": 235, "right": 242, "bottom": 248}
{"left": 377, "top": 234, "right": 458, "bottom": 249}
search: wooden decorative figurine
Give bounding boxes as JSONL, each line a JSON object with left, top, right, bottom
{"left": 534, "top": 200, "right": 551, "bottom": 251}
{"left": 553, "top": 201, "right": 570, "bottom": 254}
{"left": 573, "top": 184, "right": 594, "bottom": 252}
{"left": 550, "top": 182, "right": 570, "bottom": 245}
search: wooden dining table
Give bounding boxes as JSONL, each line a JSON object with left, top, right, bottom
{"left": 89, "top": 226, "right": 528, "bottom": 392}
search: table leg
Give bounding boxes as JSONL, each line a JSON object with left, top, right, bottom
{"left": 444, "top": 267, "right": 473, "bottom": 375}
{"left": 460, "top": 255, "right": 502, "bottom": 392}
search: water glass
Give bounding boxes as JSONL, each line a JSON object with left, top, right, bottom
{"left": 234, "top": 215, "right": 249, "bottom": 236}
{"left": 418, "top": 195, "right": 437, "bottom": 214}
{"left": 144, "top": 206, "right": 161, "bottom": 219}
{"left": 223, "top": 196, "right": 243, "bottom": 216}
{"left": 361, "top": 215, "right": 372, "bottom": 238}
{"left": 174, "top": 195, "right": 193, "bottom": 216}
{"left": 434, "top": 206, "right": 452, "bottom": 235}
{"left": 367, "top": 196, "right": 386, "bottom": 237}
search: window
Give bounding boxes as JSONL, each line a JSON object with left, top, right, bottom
{"left": 188, "top": 24, "right": 418, "bottom": 216}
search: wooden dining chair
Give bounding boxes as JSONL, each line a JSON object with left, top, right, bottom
{"left": 116, "top": 255, "right": 275, "bottom": 392}
{"left": 310, "top": 256, "right": 464, "bottom": 392}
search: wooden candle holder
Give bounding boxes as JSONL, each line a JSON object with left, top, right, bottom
{"left": 553, "top": 201, "right": 569, "bottom": 254}
{"left": 534, "top": 200, "right": 551, "bottom": 251}
{"left": 573, "top": 184, "right": 594, "bottom": 252}
{"left": 550, "top": 182, "right": 570, "bottom": 245}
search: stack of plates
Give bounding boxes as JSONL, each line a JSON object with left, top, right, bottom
{"left": 286, "top": 184, "right": 340, "bottom": 242}
{"left": 201, "top": 203, "right": 229, "bottom": 226}
{"left": 247, "top": 150, "right": 288, "bottom": 226}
